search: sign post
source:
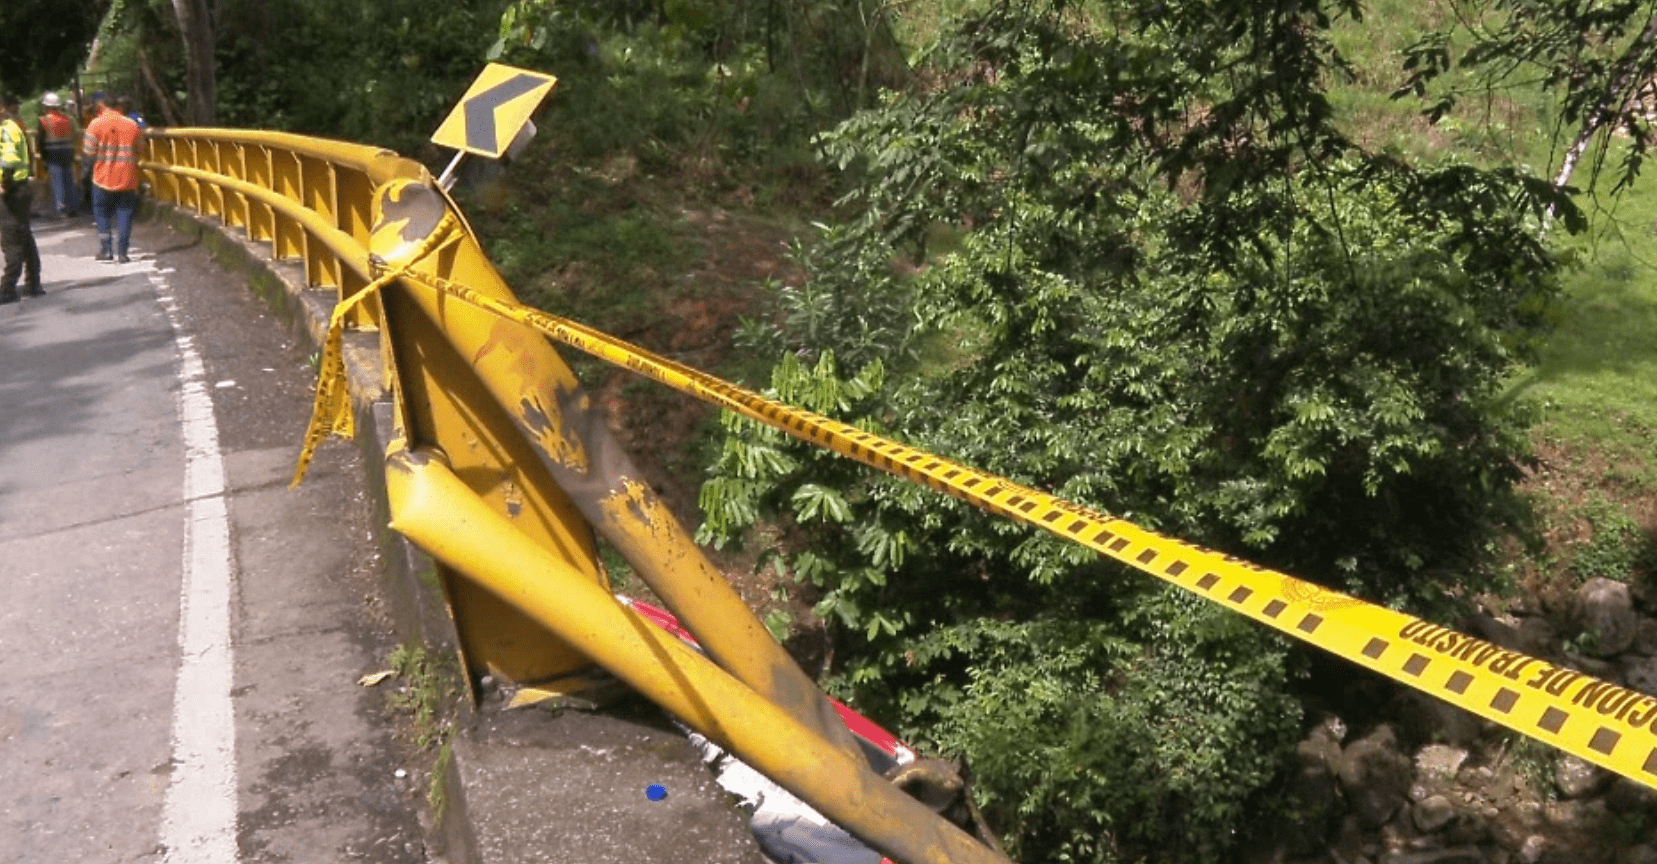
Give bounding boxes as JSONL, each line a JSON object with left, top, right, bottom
{"left": 431, "top": 63, "right": 559, "bottom": 189}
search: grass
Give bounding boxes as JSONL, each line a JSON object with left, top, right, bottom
{"left": 387, "top": 643, "right": 459, "bottom": 750}
{"left": 382, "top": 642, "right": 464, "bottom": 827}
{"left": 1322, "top": 0, "right": 1657, "bottom": 600}
{"left": 429, "top": 741, "right": 454, "bottom": 823}
{"left": 1514, "top": 181, "right": 1657, "bottom": 597}
{"left": 464, "top": 154, "right": 707, "bottom": 336}
{"left": 1517, "top": 186, "right": 1657, "bottom": 459}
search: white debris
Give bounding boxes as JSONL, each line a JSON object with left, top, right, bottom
{"left": 685, "top": 731, "right": 882, "bottom": 864}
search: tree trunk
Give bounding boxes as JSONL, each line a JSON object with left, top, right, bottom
{"left": 1552, "top": 15, "right": 1657, "bottom": 194}
{"left": 171, "top": 0, "right": 217, "bottom": 125}
{"left": 137, "top": 45, "right": 187, "bottom": 127}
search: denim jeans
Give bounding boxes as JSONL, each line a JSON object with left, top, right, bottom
{"left": 46, "top": 161, "right": 76, "bottom": 216}
{"left": 92, "top": 185, "right": 138, "bottom": 256}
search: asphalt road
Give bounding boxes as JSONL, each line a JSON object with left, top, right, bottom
{"left": 0, "top": 213, "right": 426, "bottom": 863}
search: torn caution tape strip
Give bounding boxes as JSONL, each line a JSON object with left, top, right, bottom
{"left": 290, "top": 211, "right": 460, "bottom": 487}
{"left": 381, "top": 268, "right": 1657, "bottom": 791}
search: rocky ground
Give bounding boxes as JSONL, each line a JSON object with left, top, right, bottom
{"left": 1271, "top": 577, "right": 1657, "bottom": 864}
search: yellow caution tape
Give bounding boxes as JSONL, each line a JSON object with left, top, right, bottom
{"left": 290, "top": 211, "right": 459, "bottom": 487}
{"left": 372, "top": 267, "right": 1657, "bottom": 791}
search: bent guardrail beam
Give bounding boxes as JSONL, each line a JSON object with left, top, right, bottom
{"left": 363, "top": 178, "right": 867, "bottom": 765}
{"left": 144, "top": 128, "right": 600, "bottom": 684}
{"left": 144, "top": 130, "right": 868, "bottom": 761}
{"left": 140, "top": 128, "right": 959, "bottom": 861}
{"left": 384, "top": 445, "right": 1008, "bottom": 864}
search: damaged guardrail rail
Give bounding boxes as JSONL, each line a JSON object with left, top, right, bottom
{"left": 139, "top": 127, "right": 1657, "bottom": 864}
{"left": 140, "top": 128, "right": 1005, "bottom": 864}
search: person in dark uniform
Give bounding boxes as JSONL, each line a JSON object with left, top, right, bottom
{"left": 0, "top": 93, "right": 41, "bottom": 303}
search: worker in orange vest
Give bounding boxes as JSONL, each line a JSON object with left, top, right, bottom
{"left": 36, "top": 92, "right": 78, "bottom": 218}
{"left": 83, "top": 94, "right": 143, "bottom": 263}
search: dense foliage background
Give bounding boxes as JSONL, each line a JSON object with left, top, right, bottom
{"left": 696, "top": 3, "right": 1574, "bottom": 859}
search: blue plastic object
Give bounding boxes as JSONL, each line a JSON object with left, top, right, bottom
{"left": 646, "top": 784, "right": 668, "bottom": 801}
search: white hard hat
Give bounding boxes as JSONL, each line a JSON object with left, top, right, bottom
{"left": 41, "top": 92, "right": 60, "bottom": 108}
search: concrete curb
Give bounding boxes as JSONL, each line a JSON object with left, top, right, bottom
{"left": 147, "top": 202, "right": 767, "bottom": 864}
{"left": 148, "top": 201, "right": 479, "bottom": 859}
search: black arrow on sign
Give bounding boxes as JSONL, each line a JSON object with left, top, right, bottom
{"left": 465, "top": 74, "right": 547, "bottom": 154}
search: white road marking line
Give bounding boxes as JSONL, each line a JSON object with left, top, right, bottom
{"left": 153, "top": 270, "right": 240, "bottom": 864}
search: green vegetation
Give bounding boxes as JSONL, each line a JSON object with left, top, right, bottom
{"left": 1523, "top": 201, "right": 1657, "bottom": 455}
{"left": 1511, "top": 191, "right": 1657, "bottom": 600}
{"left": 63, "top": 0, "right": 509, "bottom": 150}
{"left": 428, "top": 740, "right": 455, "bottom": 823}
{"left": 0, "top": 0, "right": 102, "bottom": 94}
{"left": 696, "top": 1, "right": 1655, "bottom": 860}
{"left": 387, "top": 642, "right": 459, "bottom": 751}
{"left": 1505, "top": 732, "right": 1561, "bottom": 800}
{"left": 694, "top": 3, "right": 1584, "bottom": 858}
{"left": 385, "top": 641, "right": 462, "bottom": 822}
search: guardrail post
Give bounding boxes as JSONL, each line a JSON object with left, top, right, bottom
{"left": 384, "top": 446, "right": 1013, "bottom": 864}
{"left": 368, "top": 177, "right": 604, "bottom": 687}
{"left": 246, "top": 145, "right": 274, "bottom": 244}
{"left": 369, "top": 178, "right": 869, "bottom": 766}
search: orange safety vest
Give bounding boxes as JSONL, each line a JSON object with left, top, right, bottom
{"left": 83, "top": 108, "right": 142, "bottom": 192}
{"left": 38, "top": 110, "right": 76, "bottom": 163}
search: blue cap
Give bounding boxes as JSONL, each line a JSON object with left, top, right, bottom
{"left": 645, "top": 784, "right": 667, "bottom": 801}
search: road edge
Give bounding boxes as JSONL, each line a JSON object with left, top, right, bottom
{"left": 145, "top": 201, "right": 771, "bottom": 864}
{"left": 149, "top": 201, "right": 483, "bottom": 863}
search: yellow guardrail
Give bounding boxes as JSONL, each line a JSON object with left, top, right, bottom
{"left": 139, "top": 122, "right": 1657, "bottom": 864}
{"left": 141, "top": 128, "right": 1002, "bottom": 864}
{"left": 144, "top": 130, "right": 427, "bottom": 330}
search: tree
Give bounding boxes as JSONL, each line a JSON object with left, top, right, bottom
{"left": 488, "top": 0, "right": 909, "bottom": 164}
{"left": 170, "top": 0, "right": 215, "bottom": 124}
{"left": 0, "top": 0, "right": 104, "bottom": 94}
{"left": 146, "top": 0, "right": 510, "bottom": 150}
{"left": 700, "top": 1, "right": 1570, "bottom": 859}
{"left": 1397, "top": 0, "right": 1657, "bottom": 199}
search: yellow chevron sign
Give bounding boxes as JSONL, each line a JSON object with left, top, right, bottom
{"left": 431, "top": 63, "right": 558, "bottom": 158}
